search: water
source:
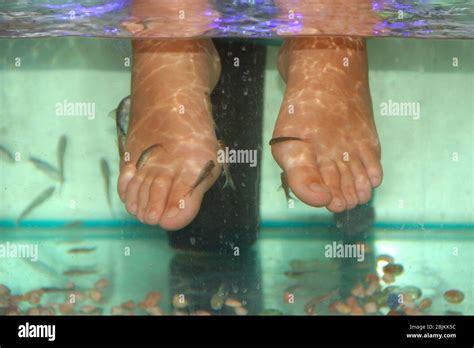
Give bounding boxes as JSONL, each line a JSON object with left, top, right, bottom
{"left": 0, "top": 0, "right": 473, "bottom": 317}
{"left": 0, "top": 0, "right": 473, "bottom": 38}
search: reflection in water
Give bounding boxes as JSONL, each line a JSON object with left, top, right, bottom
{"left": 0, "top": 0, "right": 473, "bottom": 38}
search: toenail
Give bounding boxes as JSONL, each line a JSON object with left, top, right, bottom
{"left": 309, "top": 183, "right": 330, "bottom": 193}
{"left": 147, "top": 211, "right": 157, "bottom": 220}
{"left": 129, "top": 203, "right": 137, "bottom": 214}
{"left": 370, "top": 176, "right": 380, "bottom": 187}
{"left": 165, "top": 207, "right": 179, "bottom": 218}
{"left": 357, "top": 191, "right": 367, "bottom": 200}
{"left": 333, "top": 198, "right": 343, "bottom": 208}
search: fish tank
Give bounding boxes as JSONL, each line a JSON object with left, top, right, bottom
{"left": 0, "top": 0, "right": 473, "bottom": 344}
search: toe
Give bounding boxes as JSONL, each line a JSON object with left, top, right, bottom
{"left": 319, "top": 159, "right": 347, "bottom": 213}
{"left": 349, "top": 158, "right": 372, "bottom": 204}
{"left": 144, "top": 174, "right": 173, "bottom": 225}
{"left": 285, "top": 164, "right": 332, "bottom": 207}
{"left": 118, "top": 164, "right": 136, "bottom": 202}
{"left": 125, "top": 174, "right": 143, "bottom": 215}
{"left": 359, "top": 147, "right": 383, "bottom": 188}
{"left": 336, "top": 161, "right": 358, "bottom": 210}
{"left": 136, "top": 172, "right": 155, "bottom": 222}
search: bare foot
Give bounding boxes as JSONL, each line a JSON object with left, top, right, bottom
{"left": 118, "top": 39, "right": 221, "bottom": 230}
{"left": 271, "top": 37, "right": 382, "bottom": 213}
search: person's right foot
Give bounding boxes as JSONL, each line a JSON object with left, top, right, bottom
{"left": 271, "top": 37, "right": 383, "bottom": 213}
{"left": 118, "top": 39, "right": 222, "bottom": 230}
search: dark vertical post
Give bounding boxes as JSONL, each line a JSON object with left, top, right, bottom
{"left": 168, "top": 39, "right": 266, "bottom": 254}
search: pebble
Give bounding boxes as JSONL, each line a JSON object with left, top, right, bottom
{"left": 234, "top": 306, "right": 248, "bottom": 316}
{"left": 383, "top": 264, "right": 404, "bottom": 276}
{"left": 365, "top": 280, "right": 381, "bottom": 296}
{"left": 172, "top": 294, "right": 189, "bottom": 309}
{"left": 193, "top": 310, "right": 211, "bottom": 316}
{"left": 335, "top": 301, "right": 352, "bottom": 314}
{"left": 418, "top": 298, "right": 432, "bottom": 311}
{"left": 80, "top": 305, "right": 101, "bottom": 314}
{"left": 350, "top": 306, "right": 364, "bottom": 315}
{"left": 443, "top": 290, "right": 464, "bottom": 304}
{"left": 111, "top": 306, "right": 124, "bottom": 315}
{"left": 146, "top": 307, "right": 164, "bottom": 316}
{"left": 387, "top": 293, "right": 400, "bottom": 309}
{"left": 376, "top": 255, "right": 394, "bottom": 264}
{"left": 0, "top": 284, "right": 11, "bottom": 296}
{"left": 345, "top": 296, "right": 359, "bottom": 308}
{"left": 140, "top": 291, "right": 161, "bottom": 309}
{"left": 89, "top": 289, "right": 102, "bottom": 302}
{"left": 224, "top": 298, "right": 242, "bottom": 308}
{"left": 400, "top": 286, "right": 422, "bottom": 302}
{"left": 365, "top": 274, "right": 379, "bottom": 283}
{"left": 39, "top": 307, "right": 55, "bottom": 315}
{"left": 122, "top": 300, "right": 136, "bottom": 310}
{"left": 94, "top": 278, "right": 109, "bottom": 290}
{"left": 59, "top": 303, "right": 74, "bottom": 315}
{"left": 364, "top": 302, "right": 378, "bottom": 314}
{"left": 67, "top": 291, "right": 87, "bottom": 302}
{"left": 27, "top": 307, "right": 40, "bottom": 315}
{"left": 25, "top": 290, "right": 43, "bottom": 305}
{"left": 382, "top": 273, "right": 395, "bottom": 284}
{"left": 351, "top": 283, "right": 365, "bottom": 298}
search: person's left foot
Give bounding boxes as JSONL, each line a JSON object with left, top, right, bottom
{"left": 271, "top": 37, "right": 383, "bottom": 213}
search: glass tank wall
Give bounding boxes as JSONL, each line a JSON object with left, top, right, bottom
{"left": 0, "top": 0, "right": 473, "bottom": 317}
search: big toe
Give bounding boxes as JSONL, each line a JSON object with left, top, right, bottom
{"left": 285, "top": 164, "right": 332, "bottom": 208}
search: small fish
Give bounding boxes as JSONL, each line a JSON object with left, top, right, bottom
{"left": 57, "top": 135, "right": 67, "bottom": 183}
{"left": 280, "top": 171, "right": 294, "bottom": 202}
{"left": 136, "top": 143, "right": 163, "bottom": 170}
{"left": 29, "top": 157, "right": 62, "bottom": 181}
{"left": 109, "top": 95, "right": 131, "bottom": 137}
{"left": 284, "top": 270, "right": 320, "bottom": 278}
{"left": 21, "top": 258, "right": 58, "bottom": 278}
{"left": 187, "top": 160, "right": 215, "bottom": 196}
{"left": 67, "top": 247, "right": 97, "bottom": 255}
{"left": 63, "top": 269, "right": 97, "bottom": 276}
{"left": 64, "top": 220, "right": 83, "bottom": 228}
{"left": 100, "top": 158, "right": 114, "bottom": 216}
{"left": 269, "top": 136, "right": 304, "bottom": 146}
{"left": 0, "top": 144, "right": 15, "bottom": 163}
{"left": 17, "top": 186, "right": 55, "bottom": 224}
{"left": 218, "top": 140, "right": 236, "bottom": 190}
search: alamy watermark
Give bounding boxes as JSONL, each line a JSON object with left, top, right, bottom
{"left": 325, "top": 241, "right": 365, "bottom": 262}
{"left": 0, "top": 242, "right": 38, "bottom": 262}
{"left": 217, "top": 146, "right": 257, "bottom": 167}
{"left": 380, "top": 99, "right": 420, "bottom": 120}
{"left": 55, "top": 100, "right": 96, "bottom": 120}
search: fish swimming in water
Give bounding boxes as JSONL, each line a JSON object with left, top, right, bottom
{"left": 217, "top": 140, "right": 236, "bottom": 190}
{"left": 269, "top": 136, "right": 304, "bottom": 146}
{"left": 136, "top": 143, "right": 164, "bottom": 170}
{"left": 57, "top": 135, "right": 67, "bottom": 183}
{"left": 109, "top": 96, "right": 131, "bottom": 158}
{"left": 280, "top": 171, "right": 294, "bottom": 202}
{"left": 100, "top": 158, "right": 114, "bottom": 216}
{"left": 67, "top": 247, "right": 97, "bottom": 255}
{"left": 21, "top": 257, "right": 58, "bottom": 278}
{"left": 29, "top": 157, "right": 62, "bottom": 181}
{"left": 187, "top": 160, "right": 216, "bottom": 196}
{"left": 17, "top": 186, "right": 55, "bottom": 224}
{"left": 63, "top": 269, "right": 97, "bottom": 276}
{"left": 0, "top": 144, "right": 15, "bottom": 163}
